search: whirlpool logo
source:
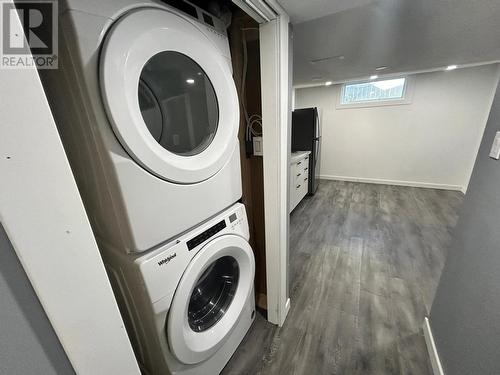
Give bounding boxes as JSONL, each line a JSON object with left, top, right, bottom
{"left": 157, "top": 253, "right": 176, "bottom": 267}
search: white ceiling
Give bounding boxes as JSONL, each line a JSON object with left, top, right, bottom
{"left": 278, "top": 0, "right": 500, "bottom": 86}
{"left": 278, "top": 0, "right": 375, "bottom": 24}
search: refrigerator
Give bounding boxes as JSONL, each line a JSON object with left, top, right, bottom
{"left": 291, "top": 107, "right": 322, "bottom": 195}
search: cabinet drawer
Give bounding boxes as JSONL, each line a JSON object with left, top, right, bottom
{"left": 299, "top": 176, "right": 308, "bottom": 196}
{"left": 294, "top": 170, "right": 303, "bottom": 184}
{"left": 289, "top": 153, "right": 311, "bottom": 212}
{"left": 295, "top": 159, "right": 306, "bottom": 168}
{"left": 294, "top": 177, "right": 308, "bottom": 195}
{"left": 302, "top": 158, "right": 310, "bottom": 173}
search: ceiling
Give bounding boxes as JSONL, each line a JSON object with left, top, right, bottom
{"left": 277, "top": 0, "right": 375, "bottom": 24}
{"left": 277, "top": 0, "right": 500, "bottom": 86}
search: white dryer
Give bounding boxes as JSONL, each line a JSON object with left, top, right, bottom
{"left": 103, "top": 203, "right": 255, "bottom": 374}
{"left": 41, "top": 0, "right": 242, "bottom": 253}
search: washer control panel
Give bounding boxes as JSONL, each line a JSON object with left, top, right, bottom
{"left": 137, "top": 203, "right": 249, "bottom": 305}
{"left": 187, "top": 220, "right": 226, "bottom": 250}
{"left": 228, "top": 211, "right": 244, "bottom": 231}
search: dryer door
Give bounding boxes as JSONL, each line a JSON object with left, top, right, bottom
{"left": 167, "top": 234, "right": 255, "bottom": 364}
{"left": 100, "top": 8, "right": 239, "bottom": 184}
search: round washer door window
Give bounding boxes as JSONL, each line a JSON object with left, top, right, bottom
{"left": 100, "top": 8, "right": 239, "bottom": 184}
{"left": 167, "top": 235, "right": 255, "bottom": 365}
{"left": 138, "top": 51, "right": 219, "bottom": 156}
{"left": 188, "top": 255, "right": 239, "bottom": 332}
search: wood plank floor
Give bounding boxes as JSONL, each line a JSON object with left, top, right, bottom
{"left": 222, "top": 180, "right": 463, "bottom": 375}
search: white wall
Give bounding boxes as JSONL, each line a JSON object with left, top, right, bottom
{"left": 295, "top": 64, "right": 500, "bottom": 192}
{"left": 0, "top": 4, "right": 140, "bottom": 374}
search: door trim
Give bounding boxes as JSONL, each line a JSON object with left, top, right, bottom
{"left": 258, "top": 3, "right": 291, "bottom": 326}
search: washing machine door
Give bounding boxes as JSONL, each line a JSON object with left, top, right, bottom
{"left": 167, "top": 234, "right": 255, "bottom": 364}
{"left": 100, "top": 8, "right": 239, "bottom": 184}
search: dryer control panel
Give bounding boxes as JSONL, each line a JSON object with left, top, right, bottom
{"left": 160, "top": 0, "right": 227, "bottom": 36}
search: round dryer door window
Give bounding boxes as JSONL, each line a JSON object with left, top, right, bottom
{"left": 138, "top": 52, "right": 219, "bottom": 156}
{"left": 100, "top": 8, "right": 239, "bottom": 184}
{"left": 167, "top": 235, "right": 255, "bottom": 365}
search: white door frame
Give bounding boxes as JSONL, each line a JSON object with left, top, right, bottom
{"left": 260, "top": 15, "right": 291, "bottom": 326}
{"left": 235, "top": 0, "right": 292, "bottom": 326}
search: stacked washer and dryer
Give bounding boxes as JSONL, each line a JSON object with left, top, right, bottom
{"left": 41, "top": 0, "right": 255, "bottom": 373}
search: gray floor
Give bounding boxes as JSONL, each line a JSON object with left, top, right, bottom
{"left": 223, "top": 180, "right": 463, "bottom": 375}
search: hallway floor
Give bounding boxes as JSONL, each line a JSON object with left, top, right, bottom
{"left": 222, "top": 180, "right": 463, "bottom": 375}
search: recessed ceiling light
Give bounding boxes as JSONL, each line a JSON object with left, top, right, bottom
{"left": 375, "top": 66, "right": 389, "bottom": 71}
{"left": 186, "top": 78, "right": 195, "bottom": 84}
{"left": 325, "top": 81, "right": 333, "bottom": 86}
{"left": 370, "top": 75, "right": 378, "bottom": 80}
{"left": 445, "top": 65, "right": 458, "bottom": 71}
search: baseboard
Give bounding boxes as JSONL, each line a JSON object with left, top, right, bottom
{"left": 320, "top": 174, "right": 464, "bottom": 192}
{"left": 423, "top": 317, "right": 445, "bottom": 375}
{"left": 284, "top": 298, "right": 291, "bottom": 317}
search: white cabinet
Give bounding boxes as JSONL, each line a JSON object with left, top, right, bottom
{"left": 289, "top": 151, "right": 311, "bottom": 212}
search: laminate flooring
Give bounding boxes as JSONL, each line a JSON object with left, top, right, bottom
{"left": 222, "top": 180, "right": 463, "bottom": 375}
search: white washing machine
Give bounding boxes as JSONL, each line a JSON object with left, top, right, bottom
{"left": 41, "top": 0, "right": 242, "bottom": 253}
{"left": 103, "top": 203, "right": 255, "bottom": 374}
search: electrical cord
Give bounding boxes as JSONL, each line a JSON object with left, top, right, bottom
{"left": 247, "top": 114, "right": 262, "bottom": 138}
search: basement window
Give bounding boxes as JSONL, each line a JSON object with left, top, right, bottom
{"left": 339, "top": 77, "right": 409, "bottom": 107}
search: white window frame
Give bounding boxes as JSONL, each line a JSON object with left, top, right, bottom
{"left": 337, "top": 76, "right": 414, "bottom": 109}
